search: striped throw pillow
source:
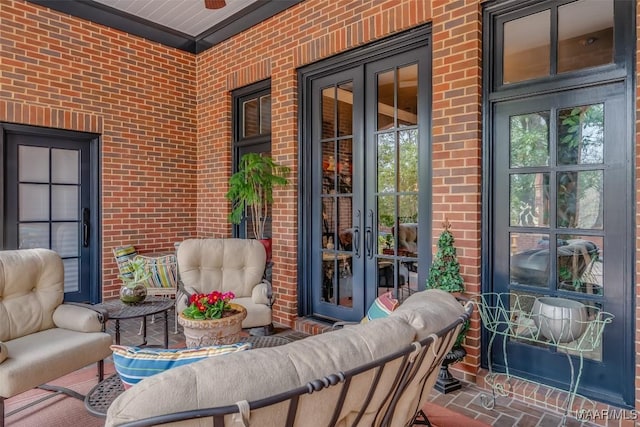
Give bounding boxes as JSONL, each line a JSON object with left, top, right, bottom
{"left": 135, "top": 254, "right": 178, "bottom": 289}
{"left": 113, "top": 245, "right": 138, "bottom": 279}
{"left": 111, "top": 342, "right": 252, "bottom": 389}
{"left": 362, "top": 291, "right": 399, "bottom": 323}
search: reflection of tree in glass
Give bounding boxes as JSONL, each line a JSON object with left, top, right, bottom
{"left": 510, "top": 112, "right": 549, "bottom": 168}
{"left": 509, "top": 113, "right": 550, "bottom": 227}
{"left": 557, "top": 105, "right": 604, "bottom": 229}
{"left": 398, "top": 130, "right": 418, "bottom": 192}
{"left": 376, "top": 130, "right": 418, "bottom": 228}
{"left": 558, "top": 104, "right": 604, "bottom": 165}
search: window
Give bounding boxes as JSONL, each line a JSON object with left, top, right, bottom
{"left": 497, "top": 0, "right": 620, "bottom": 87}
{"left": 485, "top": 0, "right": 634, "bottom": 407}
{"left": 231, "top": 80, "right": 271, "bottom": 239}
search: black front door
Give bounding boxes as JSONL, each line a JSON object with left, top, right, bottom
{"left": 2, "top": 124, "right": 100, "bottom": 303}
{"left": 491, "top": 83, "right": 632, "bottom": 407}
{"left": 303, "top": 30, "right": 431, "bottom": 322}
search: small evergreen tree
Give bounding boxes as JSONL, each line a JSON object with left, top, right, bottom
{"left": 427, "top": 220, "right": 464, "bottom": 293}
{"left": 428, "top": 220, "right": 468, "bottom": 350}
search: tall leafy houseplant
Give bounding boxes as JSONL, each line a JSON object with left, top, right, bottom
{"left": 226, "top": 153, "right": 290, "bottom": 241}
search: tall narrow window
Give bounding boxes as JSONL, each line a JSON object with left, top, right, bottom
{"left": 232, "top": 80, "right": 272, "bottom": 239}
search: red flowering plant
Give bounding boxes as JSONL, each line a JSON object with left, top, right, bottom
{"left": 182, "top": 290, "right": 236, "bottom": 320}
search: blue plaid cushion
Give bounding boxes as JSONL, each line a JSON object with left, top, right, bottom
{"left": 111, "top": 343, "right": 252, "bottom": 389}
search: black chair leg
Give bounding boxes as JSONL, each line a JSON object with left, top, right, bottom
{"left": 98, "top": 359, "right": 104, "bottom": 381}
{"left": 1, "top": 396, "right": 5, "bottom": 427}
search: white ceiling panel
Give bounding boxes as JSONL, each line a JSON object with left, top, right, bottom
{"left": 93, "top": 0, "right": 261, "bottom": 36}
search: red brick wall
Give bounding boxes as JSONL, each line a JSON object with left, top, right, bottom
{"left": 0, "top": 0, "right": 198, "bottom": 298}
{"left": 430, "top": 0, "right": 483, "bottom": 380}
{"left": 195, "top": 0, "right": 483, "bottom": 378}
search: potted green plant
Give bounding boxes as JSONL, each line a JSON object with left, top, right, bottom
{"left": 226, "top": 153, "right": 290, "bottom": 260}
{"left": 426, "top": 219, "right": 468, "bottom": 393}
{"left": 118, "top": 257, "right": 152, "bottom": 305}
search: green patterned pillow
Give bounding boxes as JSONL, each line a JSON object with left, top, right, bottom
{"left": 113, "top": 245, "right": 138, "bottom": 279}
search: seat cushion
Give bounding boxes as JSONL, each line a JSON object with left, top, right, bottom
{"left": 234, "top": 296, "right": 271, "bottom": 328}
{"left": 111, "top": 342, "right": 252, "bottom": 389}
{"left": 0, "top": 328, "right": 112, "bottom": 397}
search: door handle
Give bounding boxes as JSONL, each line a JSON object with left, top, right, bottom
{"left": 82, "top": 208, "right": 90, "bottom": 247}
{"left": 365, "top": 209, "right": 374, "bottom": 259}
{"left": 353, "top": 210, "right": 361, "bottom": 258}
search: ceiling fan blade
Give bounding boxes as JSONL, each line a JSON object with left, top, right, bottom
{"left": 205, "top": 0, "right": 226, "bottom": 9}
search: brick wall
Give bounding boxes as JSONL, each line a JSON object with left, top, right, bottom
{"left": 0, "top": 0, "right": 198, "bottom": 298}
{"left": 195, "top": 0, "right": 483, "bottom": 378}
{"left": 430, "top": 0, "right": 483, "bottom": 378}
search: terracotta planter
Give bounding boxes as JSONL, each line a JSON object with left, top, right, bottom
{"left": 259, "top": 238, "right": 272, "bottom": 263}
{"left": 178, "top": 303, "right": 247, "bottom": 348}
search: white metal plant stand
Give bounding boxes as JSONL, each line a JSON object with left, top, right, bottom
{"left": 473, "top": 293, "right": 614, "bottom": 426}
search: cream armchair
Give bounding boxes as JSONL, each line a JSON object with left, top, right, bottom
{"left": 176, "top": 238, "right": 273, "bottom": 334}
{"left": 0, "top": 249, "right": 112, "bottom": 427}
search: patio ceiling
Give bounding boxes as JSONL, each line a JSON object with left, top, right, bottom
{"left": 24, "top": 0, "right": 304, "bottom": 54}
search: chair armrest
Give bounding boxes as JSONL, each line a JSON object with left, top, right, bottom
{"left": 0, "top": 341, "right": 8, "bottom": 364}
{"left": 176, "top": 280, "right": 199, "bottom": 313}
{"left": 64, "top": 301, "right": 109, "bottom": 323}
{"left": 251, "top": 280, "right": 274, "bottom": 307}
{"left": 177, "top": 281, "right": 199, "bottom": 302}
{"left": 331, "top": 321, "right": 360, "bottom": 330}
{"left": 53, "top": 303, "right": 108, "bottom": 333}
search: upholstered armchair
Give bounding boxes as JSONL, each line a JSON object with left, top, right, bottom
{"left": 0, "top": 249, "right": 112, "bottom": 426}
{"left": 175, "top": 238, "right": 273, "bottom": 334}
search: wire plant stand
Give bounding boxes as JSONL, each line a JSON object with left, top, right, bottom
{"left": 473, "top": 293, "right": 614, "bottom": 426}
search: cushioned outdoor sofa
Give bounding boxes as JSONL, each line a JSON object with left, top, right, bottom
{"left": 105, "top": 289, "right": 472, "bottom": 427}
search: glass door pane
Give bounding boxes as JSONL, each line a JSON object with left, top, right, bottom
{"left": 17, "top": 146, "right": 82, "bottom": 294}
{"left": 493, "top": 84, "right": 630, "bottom": 405}
{"left": 320, "top": 82, "right": 354, "bottom": 308}
{"left": 373, "top": 64, "right": 419, "bottom": 303}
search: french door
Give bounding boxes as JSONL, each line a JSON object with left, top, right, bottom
{"left": 491, "top": 83, "right": 632, "bottom": 406}
{"left": 303, "top": 31, "right": 431, "bottom": 322}
{"left": 2, "top": 125, "right": 100, "bottom": 303}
